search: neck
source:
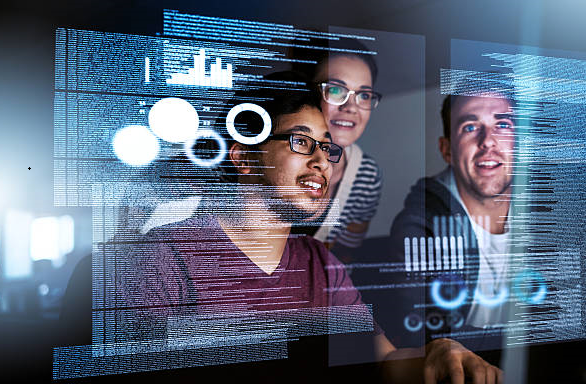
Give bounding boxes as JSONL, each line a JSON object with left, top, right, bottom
{"left": 457, "top": 184, "right": 511, "bottom": 234}
{"left": 216, "top": 186, "right": 291, "bottom": 275}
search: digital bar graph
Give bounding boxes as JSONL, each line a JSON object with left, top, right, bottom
{"left": 166, "top": 49, "right": 233, "bottom": 89}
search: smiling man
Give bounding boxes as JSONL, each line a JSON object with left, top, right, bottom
{"left": 388, "top": 91, "right": 515, "bottom": 355}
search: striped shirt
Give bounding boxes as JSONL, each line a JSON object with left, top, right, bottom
{"left": 313, "top": 144, "right": 383, "bottom": 248}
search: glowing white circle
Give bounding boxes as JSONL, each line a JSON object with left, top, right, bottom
{"left": 225, "top": 103, "right": 271, "bottom": 145}
{"left": 148, "top": 97, "right": 199, "bottom": 143}
{"left": 113, "top": 125, "right": 160, "bottom": 166}
{"left": 184, "top": 129, "right": 227, "bottom": 168}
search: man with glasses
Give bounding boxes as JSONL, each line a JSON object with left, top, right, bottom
{"left": 116, "top": 72, "right": 502, "bottom": 383}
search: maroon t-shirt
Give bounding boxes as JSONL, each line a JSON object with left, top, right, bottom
{"left": 116, "top": 216, "right": 381, "bottom": 339}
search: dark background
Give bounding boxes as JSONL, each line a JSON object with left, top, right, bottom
{"left": 2, "top": 0, "right": 586, "bottom": 382}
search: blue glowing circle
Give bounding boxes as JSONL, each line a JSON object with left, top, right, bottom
{"left": 446, "top": 312, "right": 464, "bottom": 329}
{"left": 225, "top": 103, "right": 271, "bottom": 145}
{"left": 426, "top": 312, "right": 444, "bottom": 331}
{"left": 512, "top": 270, "right": 547, "bottom": 304}
{"left": 473, "top": 286, "right": 509, "bottom": 308}
{"left": 430, "top": 275, "right": 468, "bottom": 310}
{"left": 404, "top": 313, "right": 423, "bottom": 332}
{"left": 184, "top": 129, "right": 227, "bottom": 168}
{"left": 148, "top": 97, "right": 199, "bottom": 143}
{"left": 113, "top": 125, "right": 160, "bottom": 166}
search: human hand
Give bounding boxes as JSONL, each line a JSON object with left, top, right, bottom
{"left": 423, "top": 338, "right": 503, "bottom": 384}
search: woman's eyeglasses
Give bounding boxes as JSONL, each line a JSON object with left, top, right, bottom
{"left": 319, "top": 82, "right": 381, "bottom": 110}
{"left": 268, "top": 133, "right": 343, "bottom": 163}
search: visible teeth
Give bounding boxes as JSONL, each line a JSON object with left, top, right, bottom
{"left": 332, "top": 120, "right": 354, "bottom": 127}
{"left": 300, "top": 181, "right": 321, "bottom": 189}
{"left": 477, "top": 161, "right": 499, "bottom": 167}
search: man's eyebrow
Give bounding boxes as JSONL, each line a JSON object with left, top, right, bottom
{"left": 494, "top": 113, "right": 514, "bottom": 120}
{"left": 283, "top": 126, "right": 332, "bottom": 141}
{"left": 455, "top": 114, "right": 478, "bottom": 127}
{"left": 283, "top": 125, "right": 311, "bottom": 134}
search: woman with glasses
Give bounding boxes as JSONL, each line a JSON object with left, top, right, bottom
{"left": 294, "top": 42, "right": 383, "bottom": 252}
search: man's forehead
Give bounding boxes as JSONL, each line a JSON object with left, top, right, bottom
{"left": 274, "top": 108, "right": 331, "bottom": 140}
{"left": 453, "top": 95, "right": 513, "bottom": 116}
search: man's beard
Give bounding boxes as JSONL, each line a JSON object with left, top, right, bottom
{"left": 469, "top": 172, "right": 512, "bottom": 200}
{"left": 263, "top": 188, "right": 328, "bottom": 224}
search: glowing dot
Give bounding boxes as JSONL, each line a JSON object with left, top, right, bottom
{"left": 38, "top": 283, "right": 49, "bottom": 296}
{"left": 113, "top": 125, "right": 159, "bottom": 166}
{"left": 148, "top": 97, "right": 199, "bottom": 143}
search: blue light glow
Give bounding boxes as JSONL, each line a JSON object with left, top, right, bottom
{"left": 148, "top": 98, "right": 199, "bottom": 143}
{"left": 113, "top": 125, "right": 160, "bottom": 166}
{"left": 426, "top": 312, "right": 444, "bottom": 331}
{"left": 512, "top": 270, "right": 548, "bottom": 305}
{"left": 403, "top": 313, "right": 423, "bottom": 332}
{"left": 473, "top": 286, "right": 509, "bottom": 308}
{"left": 430, "top": 275, "right": 468, "bottom": 310}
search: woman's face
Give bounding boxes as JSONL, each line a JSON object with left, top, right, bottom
{"left": 315, "top": 55, "right": 373, "bottom": 148}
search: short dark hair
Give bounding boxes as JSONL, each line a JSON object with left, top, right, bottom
{"left": 440, "top": 73, "right": 515, "bottom": 139}
{"left": 215, "top": 70, "right": 322, "bottom": 182}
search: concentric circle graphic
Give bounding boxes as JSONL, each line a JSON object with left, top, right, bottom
{"left": 430, "top": 274, "right": 468, "bottom": 310}
{"left": 184, "top": 129, "right": 227, "bottom": 168}
{"left": 225, "top": 103, "right": 271, "bottom": 145}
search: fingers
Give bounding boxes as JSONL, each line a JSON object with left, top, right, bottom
{"left": 462, "top": 355, "right": 485, "bottom": 384}
{"left": 448, "top": 360, "right": 465, "bottom": 384}
{"left": 485, "top": 365, "right": 495, "bottom": 384}
{"left": 423, "top": 364, "right": 436, "bottom": 384}
{"left": 497, "top": 367, "right": 504, "bottom": 384}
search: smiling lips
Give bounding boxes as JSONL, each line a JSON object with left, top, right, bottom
{"left": 330, "top": 119, "right": 355, "bottom": 129}
{"left": 298, "top": 175, "right": 327, "bottom": 198}
{"left": 474, "top": 158, "right": 503, "bottom": 173}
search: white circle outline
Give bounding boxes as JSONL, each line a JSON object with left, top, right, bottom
{"left": 184, "top": 129, "right": 227, "bottom": 168}
{"left": 225, "top": 103, "right": 271, "bottom": 145}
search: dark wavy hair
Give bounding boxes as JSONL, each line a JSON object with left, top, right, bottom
{"left": 189, "top": 70, "right": 322, "bottom": 183}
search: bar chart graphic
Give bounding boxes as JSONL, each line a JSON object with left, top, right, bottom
{"left": 166, "top": 48, "right": 233, "bottom": 88}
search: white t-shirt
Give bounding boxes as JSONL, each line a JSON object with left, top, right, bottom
{"left": 436, "top": 168, "right": 510, "bottom": 328}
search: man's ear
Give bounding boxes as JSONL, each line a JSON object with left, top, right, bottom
{"left": 439, "top": 136, "right": 452, "bottom": 164}
{"left": 229, "top": 142, "right": 252, "bottom": 175}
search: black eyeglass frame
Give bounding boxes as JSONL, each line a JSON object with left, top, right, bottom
{"left": 318, "top": 82, "right": 382, "bottom": 110}
{"left": 268, "top": 133, "right": 343, "bottom": 163}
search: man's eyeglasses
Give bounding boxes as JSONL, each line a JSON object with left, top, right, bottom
{"left": 268, "top": 133, "right": 343, "bottom": 163}
{"left": 319, "top": 82, "right": 382, "bottom": 110}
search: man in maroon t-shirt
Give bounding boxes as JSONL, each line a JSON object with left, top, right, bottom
{"left": 118, "top": 74, "right": 502, "bottom": 383}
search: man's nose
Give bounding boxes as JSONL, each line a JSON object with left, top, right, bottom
{"left": 309, "top": 146, "right": 330, "bottom": 172}
{"left": 479, "top": 125, "right": 498, "bottom": 149}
